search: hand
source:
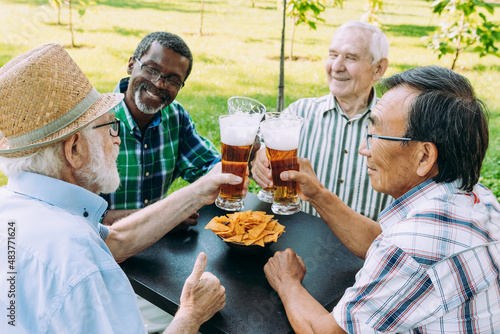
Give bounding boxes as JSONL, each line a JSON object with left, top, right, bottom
{"left": 169, "top": 212, "right": 199, "bottom": 233}
{"left": 264, "top": 248, "right": 306, "bottom": 295}
{"left": 194, "top": 162, "right": 249, "bottom": 206}
{"left": 178, "top": 252, "right": 226, "bottom": 325}
{"left": 279, "top": 158, "right": 325, "bottom": 203}
{"left": 250, "top": 147, "right": 273, "bottom": 188}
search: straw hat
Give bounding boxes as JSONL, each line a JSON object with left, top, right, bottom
{"left": 0, "top": 43, "right": 124, "bottom": 157}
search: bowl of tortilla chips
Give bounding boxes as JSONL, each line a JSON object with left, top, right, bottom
{"left": 205, "top": 210, "right": 285, "bottom": 251}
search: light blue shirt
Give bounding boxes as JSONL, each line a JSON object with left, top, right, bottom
{"left": 0, "top": 172, "right": 146, "bottom": 334}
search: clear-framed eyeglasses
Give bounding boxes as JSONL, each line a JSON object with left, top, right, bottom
{"left": 93, "top": 118, "right": 121, "bottom": 137}
{"left": 134, "top": 58, "right": 185, "bottom": 92}
{"left": 365, "top": 125, "right": 411, "bottom": 150}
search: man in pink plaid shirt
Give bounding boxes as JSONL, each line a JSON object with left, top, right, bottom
{"left": 264, "top": 65, "right": 500, "bottom": 333}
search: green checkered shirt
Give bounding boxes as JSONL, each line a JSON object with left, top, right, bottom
{"left": 284, "top": 91, "right": 393, "bottom": 220}
{"left": 101, "top": 78, "right": 220, "bottom": 210}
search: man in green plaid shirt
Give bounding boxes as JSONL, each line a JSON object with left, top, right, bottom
{"left": 100, "top": 31, "right": 221, "bottom": 333}
{"left": 101, "top": 31, "right": 220, "bottom": 227}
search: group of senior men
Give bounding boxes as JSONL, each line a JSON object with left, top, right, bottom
{"left": 0, "top": 18, "right": 499, "bottom": 334}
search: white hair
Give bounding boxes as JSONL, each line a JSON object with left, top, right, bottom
{"left": 335, "top": 20, "right": 389, "bottom": 64}
{"left": 0, "top": 125, "right": 92, "bottom": 180}
{"left": 0, "top": 141, "right": 66, "bottom": 179}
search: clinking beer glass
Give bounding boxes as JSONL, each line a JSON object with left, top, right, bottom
{"left": 216, "top": 113, "right": 262, "bottom": 211}
{"left": 260, "top": 114, "right": 303, "bottom": 215}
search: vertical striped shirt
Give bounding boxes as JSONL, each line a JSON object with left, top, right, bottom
{"left": 333, "top": 179, "right": 500, "bottom": 333}
{"left": 284, "top": 92, "right": 392, "bottom": 220}
{"left": 101, "top": 78, "right": 220, "bottom": 210}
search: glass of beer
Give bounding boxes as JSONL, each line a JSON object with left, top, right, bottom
{"left": 227, "top": 96, "right": 266, "bottom": 115}
{"left": 260, "top": 114, "right": 303, "bottom": 215}
{"left": 216, "top": 113, "right": 262, "bottom": 211}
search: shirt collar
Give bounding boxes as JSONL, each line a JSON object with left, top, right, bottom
{"left": 378, "top": 179, "right": 464, "bottom": 230}
{"left": 7, "top": 172, "right": 108, "bottom": 229}
{"left": 327, "top": 87, "right": 378, "bottom": 120}
{"left": 113, "top": 77, "right": 162, "bottom": 135}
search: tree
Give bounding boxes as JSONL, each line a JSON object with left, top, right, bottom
{"left": 285, "top": 0, "right": 326, "bottom": 61}
{"left": 49, "top": 0, "right": 95, "bottom": 47}
{"left": 199, "top": 0, "right": 204, "bottom": 36}
{"left": 361, "top": 0, "right": 383, "bottom": 27}
{"left": 426, "top": 0, "right": 500, "bottom": 70}
{"left": 49, "top": 0, "right": 63, "bottom": 25}
{"left": 277, "top": 0, "right": 286, "bottom": 112}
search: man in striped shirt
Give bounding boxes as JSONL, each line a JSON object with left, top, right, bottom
{"left": 264, "top": 66, "right": 500, "bottom": 333}
{"left": 251, "top": 21, "right": 392, "bottom": 221}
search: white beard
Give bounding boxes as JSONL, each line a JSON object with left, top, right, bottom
{"left": 77, "top": 133, "right": 121, "bottom": 194}
{"left": 134, "top": 82, "right": 169, "bottom": 115}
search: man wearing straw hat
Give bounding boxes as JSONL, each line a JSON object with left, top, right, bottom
{"left": 0, "top": 44, "right": 243, "bottom": 333}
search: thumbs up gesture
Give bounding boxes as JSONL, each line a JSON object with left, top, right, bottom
{"left": 178, "top": 252, "right": 226, "bottom": 324}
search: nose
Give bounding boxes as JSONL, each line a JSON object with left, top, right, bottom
{"left": 329, "top": 55, "right": 345, "bottom": 72}
{"left": 112, "top": 134, "right": 121, "bottom": 147}
{"left": 358, "top": 137, "right": 370, "bottom": 157}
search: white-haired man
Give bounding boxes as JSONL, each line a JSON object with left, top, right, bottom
{"left": 0, "top": 44, "right": 243, "bottom": 333}
{"left": 252, "top": 21, "right": 392, "bottom": 221}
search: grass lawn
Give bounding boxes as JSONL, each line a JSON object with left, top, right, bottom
{"left": 1, "top": 0, "right": 499, "bottom": 198}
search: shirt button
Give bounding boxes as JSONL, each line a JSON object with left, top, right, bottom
{"left": 145, "top": 172, "right": 150, "bottom": 177}
{"left": 344, "top": 150, "right": 348, "bottom": 154}
{"left": 347, "top": 122, "right": 351, "bottom": 125}
{"left": 340, "top": 180, "right": 344, "bottom": 184}
{"left": 144, "top": 144, "right": 148, "bottom": 149}
{"left": 144, "top": 199, "right": 149, "bottom": 204}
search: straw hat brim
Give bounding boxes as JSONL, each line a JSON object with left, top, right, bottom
{"left": 0, "top": 92, "right": 123, "bottom": 158}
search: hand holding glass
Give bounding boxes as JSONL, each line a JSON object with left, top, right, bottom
{"left": 216, "top": 113, "right": 262, "bottom": 211}
{"left": 260, "top": 115, "right": 303, "bottom": 215}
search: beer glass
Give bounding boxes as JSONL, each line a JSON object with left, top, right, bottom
{"left": 260, "top": 114, "right": 303, "bottom": 215}
{"left": 227, "top": 96, "right": 266, "bottom": 116}
{"left": 216, "top": 113, "right": 262, "bottom": 211}
{"left": 257, "top": 111, "right": 285, "bottom": 203}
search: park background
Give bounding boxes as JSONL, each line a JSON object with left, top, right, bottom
{"left": 1, "top": 0, "right": 499, "bottom": 199}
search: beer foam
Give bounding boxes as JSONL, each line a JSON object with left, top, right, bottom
{"left": 220, "top": 114, "right": 262, "bottom": 146}
{"left": 260, "top": 119, "right": 301, "bottom": 151}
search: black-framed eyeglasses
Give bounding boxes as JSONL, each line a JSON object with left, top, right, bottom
{"left": 134, "top": 58, "right": 185, "bottom": 92}
{"left": 93, "top": 119, "right": 120, "bottom": 137}
{"left": 365, "top": 125, "right": 411, "bottom": 150}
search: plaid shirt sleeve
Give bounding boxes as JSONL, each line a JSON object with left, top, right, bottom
{"left": 333, "top": 225, "right": 500, "bottom": 333}
{"left": 172, "top": 105, "right": 221, "bottom": 183}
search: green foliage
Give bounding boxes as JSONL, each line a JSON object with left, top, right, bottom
{"left": 286, "top": 0, "right": 326, "bottom": 30}
{"left": 361, "top": 0, "right": 383, "bottom": 27}
{"left": 426, "top": 0, "right": 500, "bottom": 69}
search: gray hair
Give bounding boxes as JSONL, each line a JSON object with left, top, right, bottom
{"left": 335, "top": 20, "right": 389, "bottom": 64}
{"left": 133, "top": 31, "right": 193, "bottom": 81}
{"left": 0, "top": 125, "right": 93, "bottom": 179}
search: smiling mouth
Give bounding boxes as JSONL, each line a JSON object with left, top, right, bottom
{"left": 333, "top": 77, "right": 350, "bottom": 82}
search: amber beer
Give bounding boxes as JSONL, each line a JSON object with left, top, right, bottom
{"left": 266, "top": 146, "right": 299, "bottom": 204}
{"left": 260, "top": 115, "right": 303, "bottom": 215}
{"left": 219, "top": 142, "right": 252, "bottom": 201}
{"left": 216, "top": 114, "right": 262, "bottom": 211}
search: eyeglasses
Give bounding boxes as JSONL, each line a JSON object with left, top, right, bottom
{"left": 134, "top": 58, "right": 185, "bottom": 92}
{"left": 93, "top": 118, "right": 120, "bottom": 137}
{"left": 365, "top": 125, "right": 411, "bottom": 150}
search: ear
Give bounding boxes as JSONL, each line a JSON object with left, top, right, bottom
{"left": 373, "top": 58, "right": 389, "bottom": 81}
{"left": 63, "top": 132, "right": 87, "bottom": 170}
{"left": 126, "top": 57, "right": 135, "bottom": 75}
{"left": 416, "top": 142, "right": 438, "bottom": 178}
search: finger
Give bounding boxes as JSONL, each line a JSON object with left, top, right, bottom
{"left": 186, "top": 252, "right": 207, "bottom": 285}
{"left": 190, "top": 212, "right": 200, "bottom": 219}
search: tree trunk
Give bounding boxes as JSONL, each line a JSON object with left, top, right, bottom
{"left": 57, "top": 2, "right": 61, "bottom": 25}
{"left": 289, "top": 17, "right": 296, "bottom": 61}
{"left": 199, "top": 0, "right": 204, "bottom": 36}
{"left": 69, "top": 0, "right": 75, "bottom": 47}
{"left": 451, "top": 11, "right": 465, "bottom": 70}
{"left": 277, "top": 0, "right": 286, "bottom": 112}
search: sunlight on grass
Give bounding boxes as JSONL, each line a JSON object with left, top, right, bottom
{"left": 0, "top": 0, "right": 499, "bottom": 196}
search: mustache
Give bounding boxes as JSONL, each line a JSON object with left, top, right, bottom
{"left": 139, "top": 82, "right": 169, "bottom": 100}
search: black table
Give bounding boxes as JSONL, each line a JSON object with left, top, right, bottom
{"left": 120, "top": 193, "right": 364, "bottom": 334}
